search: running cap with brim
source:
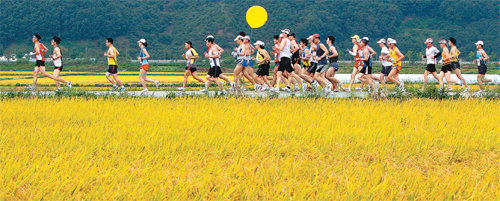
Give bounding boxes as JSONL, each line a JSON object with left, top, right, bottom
{"left": 279, "top": 33, "right": 285, "bottom": 38}
{"left": 362, "top": 37, "right": 369, "bottom": 41}
{"left": 388, "top": 39, "right": 397, "bottom": 44}
{"left": 243, "top": 36, "right": 250, "bottom": 40}
{"left": 234, "top": 36, "right": 243, "bottom": 41}
{"left": 281, "top": 29, "right": 290, "bottom": 34}
{"left": 312, "top": 34, "right": 320, "bottom": 39}
{"left": 350, "top": 35, "right": 360, "bottom": 40}
{"left": 137, "top": 38, "right": 146, "bottom": 44}
{"left": 306, "top": 35, "right": 313, "bottom": 40}
{"left": 206, "top": 35, "right": 215, "bottom": 40}
{"left": 424, "top": 38, "right": 433, "bottom": 43}
{"left": 475, "top": 41, "right": 484, "bottom": 45}
{"left": 439, "top": 39, "right": 447, "bottom": 44}
{"left": 377, "top": 39, "right": 386, "bottom": 44}
{"left": 254, "top": 40, "right": 264, "bottom": 46}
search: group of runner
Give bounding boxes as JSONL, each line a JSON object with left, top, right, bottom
{"left": 26, "top": 32, "right": 495, "bottom": 93}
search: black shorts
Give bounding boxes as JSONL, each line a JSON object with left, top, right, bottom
{"left": 441, "top": 64, "right": 452, "bottom": 73}
{"left": 54, "top": 66, "right": 63, "bottom": 71}
{"left": 360, "top": 65, "right": 372, "bottom": 74}
{"left": 307, "top": 62, "right": 317, "bottom": 74}
{"left": 478, "top": 64, "right": 487, "bottom": 75}
{"left": 451, "top": 62, "right": 460, "bottom": 70}
{"left": 185, "top": 66, "right": 197, "bottom": 72}
{"left": 208, "top": 66, "right": 222, "bottom": 78}
{"left": 426, "top": 64, "right": 436, "bottom": 73}
{"left": 107, "top": 65, "right": 118, "bottom": 74}
{"left": 35, "top": 60, "right": 45, "bottom": 67}
{"left": 381, "top": 65, "right": 391, "bottom": 76}
{"left": 292, "top": 56, "right": 301, "bottom": 65}
{"left": 278, "top": 57, "right": 294, "bottom": 73}
{"left": 256, "top": 63, "right": 270, "bottom": 76}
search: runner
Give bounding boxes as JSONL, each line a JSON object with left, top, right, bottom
{"left": 420, "top": 38, "right": 441, "bottom": 90}
{"left": 271, "top": 35, "right": 283, "bottom": 88}
{"left": 178, "top": 41, "right": 204, "bottom": 91}
{"left": 325, "top": 36, "right": 341, "bottom": 91}
{"left": 202, "top": 36, "right": 225, "bottom": 92}
{"left": 271, "top": 29, "right": 304, "bottom": 92}
{"left": 473, "top": 41, "right": 493, "bottom": 93}
{"left": 28, "top": 34, "right": 72, "bottom": 91}
{"left": 49, "top": 36, "right": 72, "bottom": 91}
{"left": 137, "top": 39, "right": 159, "bottom": 93}
{"left": 232, "top": 35, "right": 257, "bottom": 90}
{"left": 356, "top": 38, "right": 375, "bottom": 92}
{"left": 242, "top": 35, "right": 259, "bottom": 90}
{"left": 377, "top": 38, "right": 392, "bottom": 90}
{"left": 346, "top": 35, "right": 361, "bottom": 92}
{"left": 254, "top": 40, "right": 272, "bottom": 90}
{"left": 312, "top": 34, "right": 331, "bottom": 93}
{"left": 449, "top": 37, "right": 469, "bottom": 91}
{"left": 290, "top": 33, "right": 312, "bottom": 91}
{"left": 387, "top": 38, "right": 406, "bottom": 92}
{"left": 437, "top": 39, "right": 457, "bottom": 91}
{"left": 104, "top": 38, "right": 125, "bottom": 92}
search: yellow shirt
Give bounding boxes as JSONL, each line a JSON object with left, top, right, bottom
{"left": 390, "top": 47, "right": 401, "bottom": 67}
{"left": 185, "top": 48, "right": 198, "bottom": 65}
{"left": 107, "top": 46, "right": 119, "bottom": 65}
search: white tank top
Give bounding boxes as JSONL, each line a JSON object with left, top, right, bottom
{"left": 236, "top": 45, "right": 244, "bottom": 60}
{"left": 245, "top": 44, "right": 252, "bottom": 60}
{"left": 280, "top": 38, "right": 292, "bottom": 59}
{"left": 309, "top": 46, "right": 317, "bottom": 62}
{"left": 209, "top": 46, "right": 220, "bottom": 67}
{"left": 53, "top": 47, "right": 62, "bottom": 67}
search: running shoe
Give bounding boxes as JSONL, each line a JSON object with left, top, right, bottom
{"left": 154, "top": 80, "right": 160, "bottom": 89}
{"left": 302, "top": 83, "right": 308, "bottom": 93}
{"left": 200, "top": 88, "right": 208, "bottom": 92}
{"left": 67, "top": 81, "right": 72, "bottom": 89}
{"left": 312, "top": 80, "right": 319, "bottom": 90}
{"left": 141, "top": 88, "right": 149, "bottom": 93}
{"left": 111, "top": 85, "right": 118, "bottom": 91}
{"left": 55, "top": 88, "right": 62, "bottom": 92}
{"left": 177, "top": 87, "right": 186, "bottom": 91}
{"left": 338, "top": 81, "right": 344, "bottom": 89}
{"left": 118, "top": 86, "right": 126, "bottom": 92}
{"left": 464, "top": 86, "right": 471, "bottom": 92}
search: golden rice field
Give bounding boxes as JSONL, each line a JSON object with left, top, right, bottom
{"left": 0, "top": 97, "right": 498, "bottom": 200}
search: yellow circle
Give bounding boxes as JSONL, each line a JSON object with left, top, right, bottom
{"left": 246, "top": 6, "right": 268, "bottom": 29}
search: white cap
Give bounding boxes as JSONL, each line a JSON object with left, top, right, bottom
{"left": 279, "top": 33, "right": 285, "bottom": 38}
{"left": 425, "top": 38, "right": 433, "bottom": 43}
{"left": 377, "top": 38, "right": 386, "bottom": 44}
{"left": 281, "top": 29, "right": 290, "bottom": 34}
{"left": 306, "top": 35, "right": 313, "bottom": 40}
{"left": 234, "top": 35, "right": 243, "bottom": 41}
{"left": 388, "top": 39, "right": 397, "bottom": 44}
{"left": 137, "top": 38, "right": 146, "bottom": 44}
{"left": 206, "top": 35, "right": 215, "bottom": 40}
{"left": 439, "top": 39, "right": 447, "bottom": 44}
{"left": 254, "top": 40, "right": 264, "bottom": 46}
{"left": 475, "top": 40, "right": 484, "bottom": 45}
{"left": 243, "top": 36, "right": 251, "bottom": 40}
{"left": 362, "top": 37, "right": 369, "bottom": 41}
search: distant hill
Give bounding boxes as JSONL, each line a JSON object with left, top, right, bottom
{"left": 1, "top": 0, "right": 498, "bottom": 61}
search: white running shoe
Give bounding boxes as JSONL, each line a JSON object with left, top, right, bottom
{"left": 447, "top": 86, "right": 453, "bottom": 91}
{"left": 338, "top": 81, "right": 344, "bottom": 89}
{"left": 400, "top": 80, "right": 405, "bottom": 88}
{"left": 270, "top": 87, "right": 279, "bottom": 92}
{"left": 326, "top": 84, "right": 332, "bottom": 91}
{"left": 302, "top": 83, "right": 308, "bottom": 93}
{"left": 312, "top": 80, "right": 319, "bottom": 90}
{"left": 141, "top": 88, "right": 149, "bottom": 93}
{"left": 205, "top": 81, "right": 209, "bottom": 89}
{"left": 254, "top": 83, "right": 260, "bottom": 91}
{"left": 55, "top": 88, "right": 62, "bottom": 92}
{"left": 177, "top": 87, "right": 186, "bottom": 91}
{"left": 67, "top": 81, "right": 72, "bottom": 89}
{"left": 464, "top": 86, "right": 470, "bottom": 92}
{"left": 355, "top": 87, "right": 362, "bottom": 91}
{"left": 344, "top": 88, "right": 351, "bottom": 92}
{"left": 154, "top": 80, "right": 160, "bottom": 89}
{"left": 118, "top": 86, "right": 126, "bottom": 92}
{"left": 200, "top": 88, "right": 208, "bottom": 92}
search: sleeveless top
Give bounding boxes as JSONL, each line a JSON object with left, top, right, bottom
{"left": 279, "top": 38, "right": 292, "bottom": 59}
{"left": 139, "top": 47, "right": 149, "bottom": 65}
{"left": 209, "top": 46, "right": 220, "bottom": 67}
{"left": 329, "top": 45, "right": 338, "bottom": 63}
{"left": 53, "top": 46, "right": 62, "bottom": 67}
{"left": 316, "top": 43, "right": 327, "bottom": 65}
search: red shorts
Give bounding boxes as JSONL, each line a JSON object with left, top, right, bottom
{"left": 140, "top": 64, "right": 149, "bottom": 71}
{"left": 354, "top": 60, "right": 361, "bottom": 68}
